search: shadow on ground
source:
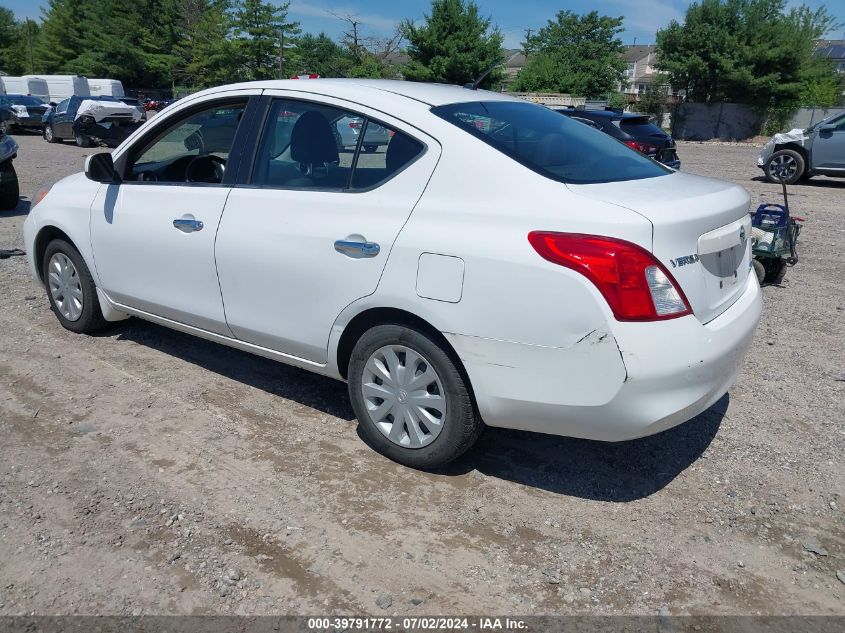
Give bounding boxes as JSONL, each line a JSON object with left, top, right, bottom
{"left": 113, "top": 318, "right": 725, "bottom": 502}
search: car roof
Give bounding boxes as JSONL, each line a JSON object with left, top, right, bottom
{"left": 189, "top": 78, "right": 518, "bottom": 107}
{"left": 557, "top": 108, "right": 649, "bottom": 121}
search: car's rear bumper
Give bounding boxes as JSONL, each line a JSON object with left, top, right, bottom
{"left": 448, "top": 273, "right": 761, "bottom": 441}
{"left": 13, "top": 117, "right": 44, "bottom": 129}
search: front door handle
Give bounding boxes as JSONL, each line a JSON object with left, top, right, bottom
{"left": 173, "top": 218, "right": 204, "bottom": 233}
{"left": 334, "top": 239, "right": 380, "bottom": 258}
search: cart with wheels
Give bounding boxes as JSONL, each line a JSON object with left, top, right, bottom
{"left": 751, "top": 203, "right": 803, "bottom": 285}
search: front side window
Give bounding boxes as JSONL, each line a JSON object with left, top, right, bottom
{"left": 252, "top": 99, "right": 424, "bottom": 191}
{"left": 433, "top": 101, "right": 670, "bottom": 185}
{"left": 129, "top": 101, "right": 246, "bottom": 184}
{"left": 55, "top": 99, "right": 70, "bottom": 115}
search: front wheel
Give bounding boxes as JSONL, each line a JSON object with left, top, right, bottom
{"left": 0, "top": 162, "right": 19, "bottom": 211}
{"left": 42, "top": 239, "right": 106, "bottom": 333}
{"left": 765, "top": 149, "right": 804, "bottom": 184}
{"left": 75, "top": 133, "right": 91, "bottom": 148}
{"left": 348, "top": 324, "right": 483, "bottom": 469}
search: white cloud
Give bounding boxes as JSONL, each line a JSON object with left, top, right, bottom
{"left": 603, "top": 0, "right": 686, "bottom": 39}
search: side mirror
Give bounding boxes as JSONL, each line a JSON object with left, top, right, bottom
{"left": 85, "top": 153, "right": 120, "bottom": 183}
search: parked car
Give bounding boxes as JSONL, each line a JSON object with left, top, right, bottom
{"left": 43, "top": 95, "right": 145, "bottom": 147}
{"left": 335, "top": 115, "right": 391, "bottom": 152}
{"left": 557, "top": 107, "right": 681, "bottom": 168}
{"left": 0, "top": 94, "right": 51, "bottom": 133}
{"left": 143, "top": 98, "right": 175, "bottom": 112}
{"left": 23, "top": 79, "right": 761, "bottom": 469}
{"left": 0, "top": 127, "right": 19, "bottom": 210}
{"left": 758, "top": 112, "right": 845, "bottom": 184}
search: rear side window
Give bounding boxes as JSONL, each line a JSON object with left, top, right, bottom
{"left": 433, "top": 101, "right": 669, "bottom": 184}
{"left": 252, "top": 99, "right": 424, "bottom": 191}
{"left": 620, "top": 117, "right": 666, "bottom": 137}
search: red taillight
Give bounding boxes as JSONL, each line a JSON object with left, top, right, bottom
{"left": 527, "top": 232, "right": 693, "bottom": 322}
{"left": 624, "top": 140, "right": 659, "bottom": 154}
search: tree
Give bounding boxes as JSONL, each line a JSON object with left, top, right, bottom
{"left": 513, "top": 11, "right": 626, "bottom": 97}
{"left": 231, "top": 0, "right": 299, "bottom": 80}
{"left": 401, "top": 0, "right": 504, "bottom": 88}
{"left": 289, "top": 32, "right": 348, "bottom": 77}
{"left": 637, "top": 74, "right": 671, "bottom": 124}
{"left": 656, "top": 0, "right": 841, "bottom": 107}
{"left": 0, "top": 7, "right": 22, "bottom": 75}
{"left": 176, "top": 0, "right": 237, "bottom": 88}
{"left": 36, "top": 0, "right": 86, "bottom": 73}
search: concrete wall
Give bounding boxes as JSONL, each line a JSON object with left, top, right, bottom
{"left": 671, "top": 103, "right": 845, "bottom": 140}
{"left": 671, "top": 103, "right": 763, "bottom": 141}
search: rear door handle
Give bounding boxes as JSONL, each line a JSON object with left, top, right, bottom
{"left": 334, "top": 240, "right": 380, "bottom": 258}
{"left": 173, "top": 218, "right": 204, "bottom": 233}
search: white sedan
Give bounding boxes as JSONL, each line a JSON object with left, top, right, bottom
{"left": 23, "top": 79, "right": 761, "bottom": 469}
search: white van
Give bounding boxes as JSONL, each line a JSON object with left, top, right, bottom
{"left": 0, "top": 77, "right": 50, "bottom": 102}
{"left": 25, "top": 75, "right": 89, "bottom": 103}
{"left": 87, "top": 79, "right": 125, "bottom": 98}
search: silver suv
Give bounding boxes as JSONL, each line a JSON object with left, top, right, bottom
{"left": 758, "top": 111, "right": 845, "bottom": 184}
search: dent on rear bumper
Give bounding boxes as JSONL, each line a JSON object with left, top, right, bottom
{"left": 450, "top": 274, "right": 761, "bottom": 441}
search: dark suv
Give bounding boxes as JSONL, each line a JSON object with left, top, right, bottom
{"left": 556, "top": 107, "right": 680, "bottom": 169}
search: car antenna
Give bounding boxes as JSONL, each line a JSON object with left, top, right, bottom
{"left": 463, "top": 65, "right": 497, "bottom": 90}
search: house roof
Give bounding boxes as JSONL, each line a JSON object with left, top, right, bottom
{"left": 623, "top": 45, "right": 656, "bottom": 63}
{"left": 814, "top": 40, "right": 845, "bottom": 60}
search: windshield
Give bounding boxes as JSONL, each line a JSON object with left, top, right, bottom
{"left": 2, "top": 95, "right": 47, "bottom": 106}
{"left": 432, "top": 101, "right": 670, "bottom": 184}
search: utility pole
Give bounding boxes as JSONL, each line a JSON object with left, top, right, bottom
{"left": 27, "top": 20, "right": 35, "bottom": 74}
{"left": 279, "top": 29, "right": 285, "bottom": 79}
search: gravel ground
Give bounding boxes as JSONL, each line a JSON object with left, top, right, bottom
{"left": 0, "top": 133, "right": 843, "bottom": 616}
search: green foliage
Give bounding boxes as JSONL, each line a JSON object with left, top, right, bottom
{"left": 0, "top": 9, "right": 42, "bottom": 75}
{"left": 637, "top": 73, "right": 670, "bottom": 122}
{"left": 513, "top": 11, "right": 626, "bottom": 97}
{"left": 231, "top": 0, "right": 299, "bottom": 81}
{"left": 401, "top": 0, "right": 504, "bottom": 88}
{"left": 288, "top": 32, "right": 348, "bottom": 77}
{"left": 35, "top": 0, "right": 85, "bottom": 73}
{"left": 177, "top": 0, "right": 237, "bottom": 88}
{"left": 656, "top": 0, "right": 842, "bottom": 108}
{"left": 608, "top": 92, "right": 628, "bottom": 110}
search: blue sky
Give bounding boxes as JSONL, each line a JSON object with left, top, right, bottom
{"left": 6, "top": 0, "right": 844, "bottom": 49}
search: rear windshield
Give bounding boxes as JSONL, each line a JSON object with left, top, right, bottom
{"left": 432, "top": 101, "right": 669, "bottom": 184}
{"left": 2, "top": 95, "right": 46, "bottom": 106}
{"left": 620, "top": 116, "right": 666, "bottom": 137}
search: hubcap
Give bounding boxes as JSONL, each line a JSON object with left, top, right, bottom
{"left": 771, "top": 154, "right": 797, "bottom": 179}
{"left": 361, "top": 345, "right": 447, "bottom": 449}
{"left": 47, "top": 253, "right": 83, "bottom": 321}
{"left": 45, "top": 126, "right": 52, "bottom": 141}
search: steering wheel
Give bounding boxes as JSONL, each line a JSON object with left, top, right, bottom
{"left": 136, "top": 170, "right": 158, "bottom": 182}
{"left": 185, "top": 155, "right": 226, "bottom": 184}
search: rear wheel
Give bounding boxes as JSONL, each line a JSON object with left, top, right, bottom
{"left": 765, "top": 149, "right": 804, "bottom": 184}
{"left": 42, "top": 239, "right": 106, "bottom": 333}
{"left": 762, "top": 258, "right": 788, "bottom": 285}
{"left": 75, "top": 133, "right": 91, "bottom": 148}
{"left": 347, "top": 324, "right": 483, "bottom": 469}
{"left": 44, "top": 124, "right": 61, "bottom": 143}
{"left": 363, "top": 145, "right": 378, "bottom": 153}
{"left": 0, "top": 119, "right": 11, "bottom": 135}
{"left": 0, "top": 162, "right": 19, "bottom": 211}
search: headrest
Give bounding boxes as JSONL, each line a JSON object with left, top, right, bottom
{"left": 290, "top": 111, "right": 339, "bottom": 166}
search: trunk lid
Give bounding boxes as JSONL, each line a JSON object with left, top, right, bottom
{"left": 567, "top": 171, "right": 752, "bottom": 324}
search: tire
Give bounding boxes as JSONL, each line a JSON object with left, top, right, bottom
{"left": 762, "top": 258, "right": 788, "bottom": 285}
{"left": 765, "top": 149, "right": 805, "bottom": 185}
{"left": 44, "top": 124, "right": 61, "bottom": 143}
{"left": 363, "top": 145, "right": 378, "bottom": 153}
{"left": 0, "top": 119, "right": 10, "bottom": 135}
{"left": 75, "top": 133, "right": 91, "bottom": 148}
{"left": 0, "top": 162, "right": 19, "bottom": 211}
{"left": 42, "top": 239, "right": 107, "bottom": 334}
{"left": 752, "top": 259, "right": 765, "bottom": 285}
{"left": 348, "top": 324, "right": 483, "bottom": 469}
